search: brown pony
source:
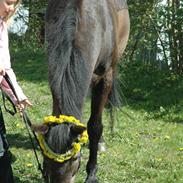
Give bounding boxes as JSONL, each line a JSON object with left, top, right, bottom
{"left": 33, "top": 0, "right": 130, "bottom": 182}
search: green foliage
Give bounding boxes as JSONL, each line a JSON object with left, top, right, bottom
{"left": 12, "top": 0, "right": 182, "bottom": 73}
{"left": 120, "top": 61, "right": 183, "bottom": 109}
{"left": 12, "top": 0, "right": 47, "bottom": 45}
{"left": 126, "top": 0, "right": 160, "bottom": 63}
{"left": 124, "top": 0, "right": 183, "bottom": 74}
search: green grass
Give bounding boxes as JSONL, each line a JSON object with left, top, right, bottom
{"left": 3, "top": 47, "right": 183, "bottom": 183}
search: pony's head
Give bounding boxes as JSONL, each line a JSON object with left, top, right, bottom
{"left": 32, "top": 116, "right": 87, "bottom": 183}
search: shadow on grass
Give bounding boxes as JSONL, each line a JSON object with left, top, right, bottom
{"left": 7, "top": 133, "right": 39, "bottom": 150}
{"left": 120, "top": 62, "right": 183, "bottom": 121}
{"left": 10, "top": 45, "right": 48, "bottom": 84}
{"left": 14, "top": 175, "right": 43, "bottom": 183}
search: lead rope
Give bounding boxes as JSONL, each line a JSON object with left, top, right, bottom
{"left": 3, "top": 74, "right": 46, "bottom": 182}
{"left": 22, "top": 111, "right": 45, "bottom": 177}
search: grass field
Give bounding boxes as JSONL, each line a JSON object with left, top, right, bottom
{"left": 3, "top": 46, "right": 183, "bottom": 183}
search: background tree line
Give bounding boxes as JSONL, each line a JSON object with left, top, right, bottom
{"left": 12, "top": 0, "right": 182, "bottom": 74}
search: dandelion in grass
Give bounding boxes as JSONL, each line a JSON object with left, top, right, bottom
{"left": 156, "top": 157, "right": 162, "bottom": 162}
{"left": 153, "top": 137, "right": 159, "bottom": 141}
{"left": 164, "top": 135, "right": 170, "bottom": 140}
{"left": 26, "top": 163, "right": 33, "bottom": 167}
{"left": 16, "top": 123, "right": 24, "bottom": 129}
{"left": 26, "top": 153, "right": 31, "bottom": 158}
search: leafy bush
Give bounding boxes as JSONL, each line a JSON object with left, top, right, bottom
{"left": 120, "top": 61, "right": 183, "bottom": 111}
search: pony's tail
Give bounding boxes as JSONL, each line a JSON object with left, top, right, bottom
{"left": 108, "top": 76, "right": 122, "bottom": 107}
{"left": 107, "top": 76, "right": 123, "bottom": 133}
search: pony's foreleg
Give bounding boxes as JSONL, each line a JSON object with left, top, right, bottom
{"left": 85, "top": 68, "right": 113, "bottom": 183}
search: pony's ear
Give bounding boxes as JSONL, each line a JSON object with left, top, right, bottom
{"left": 31, "top": 124, "right": 49, "bottom": 134}
{"left": 70, "top": 125, "right": 86, "bottom": 136}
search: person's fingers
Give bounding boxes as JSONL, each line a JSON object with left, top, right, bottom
{"left": 19, "top": 110, "right": 23, "bottom": 117}
{"left": 0, "top": 69, "right": 5, "bottom": 76}
{"left": 24, "top": 99, "right": 33, "bottom": 107}
{"left": 15, "top": 100, "right": 32, "bottom": 116}
{"left": 17, "top": 109, "right": 23, "bottom": 117}
{"left": 18, "top": 99, "right": 32, "bottom": 110}
{"left": 2, "top": 70, "right": 5, "bottom": 75}
{"left": 17, "top": 103, "right": 24, "bottom": 111}
{"left": 3, "top": 71, "right": 5, "bottom": 76}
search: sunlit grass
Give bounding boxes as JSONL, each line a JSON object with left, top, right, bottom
{"left": 3, "top": 47, "right": 183, "bottom": 182}
{"left": 6, "top": 105, "right": 183, "bottom": 183}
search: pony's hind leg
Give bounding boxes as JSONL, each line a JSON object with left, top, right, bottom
{"left": 85, "top": 68, "right": 113, "bottom": 183}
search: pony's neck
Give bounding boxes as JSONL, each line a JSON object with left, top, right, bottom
{"left": 47, "top": 0, "right": 89, "bottom": 120}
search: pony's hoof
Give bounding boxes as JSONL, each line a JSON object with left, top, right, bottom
{"left": 98, "top": 142, "right": 107, "bottom": 153}
{"left": 85, "top": 177, "right": 99, "bottom": 183}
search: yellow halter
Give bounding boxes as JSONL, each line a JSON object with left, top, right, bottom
{"left": 37, "top": 115, "right": 88, "bottom": 163}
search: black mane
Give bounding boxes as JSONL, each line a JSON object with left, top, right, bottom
{"left": 45, "top": 123, "right": 74, "bottom": 154}
{"left": 46, "top": 0, "right": 90, "bottom": 119}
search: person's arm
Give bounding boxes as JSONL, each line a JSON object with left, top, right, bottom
{"left": 6, "top": 69, "right": 26, "bottom": 101}
{"left": 5, "top": 68, "right": 32, "bottom": 110}
{"left": 0, "top": 77, "right": 18, "bottom": 104}
{"left": 0, "top": 70, "right": 32, "bottom": 112}
{"left": 0, "top": 18, "right": 6, "bottom": 76}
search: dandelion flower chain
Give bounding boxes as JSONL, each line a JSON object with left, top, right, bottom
{"left": 37, "top": 115, "right": 88, "bottom": 163}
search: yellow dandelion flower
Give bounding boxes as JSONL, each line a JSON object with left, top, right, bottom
{"left": 153, "top": 137, "right": 159, "bottom": 141}
{"left": 68, "top": 116, "right": 76, "bottom": 122}
{"left": 156, "top": 158, "right": 162, "bottom": 162}
{"left": 80, "top": 131, "right": 88, "bottom": 144}
{"left": 164, "top": 135, "right": 170, "bottom": 140}
{"left": 73, "top": 143, "right": 81, "bottom": 153}
{"left": 16, "top": 123, "right": 23, "bottom": 129}
{"left": 26, "top": 163, "right": 33, "bottom": 167}
{"left": 16, "top": 123, "right": 20, "bottom": 127}
{"left": 26, "top": 153, "right": 31, "bottom": 158}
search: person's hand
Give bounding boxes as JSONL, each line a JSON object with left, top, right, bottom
{"left": 0, "top": 66, "right": 5, "bottom": 76}
{"left": 17, "top": 99, "right": 32, "bottom": 115}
